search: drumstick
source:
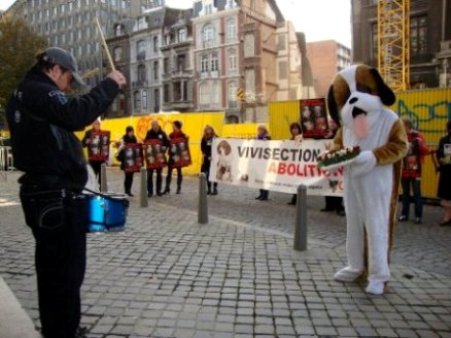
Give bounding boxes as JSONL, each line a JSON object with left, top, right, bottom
{"left": 95, "top": 18, "right": 116, "bottom": 72}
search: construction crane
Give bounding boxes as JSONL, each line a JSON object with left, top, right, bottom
{"left": 377, "top": 0, "right": 410, "bottom": 91}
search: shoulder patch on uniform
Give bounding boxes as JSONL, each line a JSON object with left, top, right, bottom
{"left": 48, "top": 90, "right": 68, "bottom": 105}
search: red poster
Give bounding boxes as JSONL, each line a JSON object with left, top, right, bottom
{"left": 143, "top": 139, "right": 167, "bottom": 169}
{"left": 300, "top": 98, "right": 329, "bottom": 139}
{"left": 123, "top": 143, "right": 143, "bottom": 173}
{"left": 87, "top": 131, "right": 110, "bottom": 162}
{"left": 169, "top": 138, "right": 192, "bottom": 168}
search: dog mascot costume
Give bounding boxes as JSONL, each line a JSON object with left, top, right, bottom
{"left": 327, "top": 64, "right": 408, "bottom": 295}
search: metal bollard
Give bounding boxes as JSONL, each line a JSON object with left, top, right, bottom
{"left": 140, "top": 166, "right": 148, "bottom": 208}
{"left": 198, "top": 173, "right": 208, "bottom": 224}
{"left": 294, "top": 185, "right": 307, "bottom": 251}
{"left": 100, "top": 163, "right": 108, "bottom": 192}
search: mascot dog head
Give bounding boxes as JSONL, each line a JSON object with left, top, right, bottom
{"left": 327, "top": 65, "right": 396, "bottom": 139}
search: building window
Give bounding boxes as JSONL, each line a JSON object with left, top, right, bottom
{"left": 137, "top": 40, "right": 146, "bottom": 60}
{"left": 279, "top": 61, "right": 288, "bottom": 80}
{"left": 178, "top": 28, "right": 187, "bottom": 42}
{"left": 142, "top": 90, "right": 148, "bottom": 111}
{"left": 153, "top": 36, "right": 159, "bottom": 53}
{"left": 137, "top": 64, "right": 146, "bottom": 83}
{"left": 226, "top": 18, "right": 236, "bottom": 42}
{"left": 177, "top": 54, "right": 186, "bottom": 72}
{"left": 201, "top": 54, "right": 209, "bottom": 73}
{"left": 210, "top": 53, "right": 219, "bottom": 72}
{"left": 244, "top": 33, "right": 255, "bottom": 57}
{"left": 245, "top": 68, "right": 255, "bottom": 96}
{"left": 153, "top": 61, "right": 159, "bottom": 80}
{"left": 277, "top": 34, "right": 286, "bottom": 51}
{"left": 228, "top": 81, "right": 238, "bottom": 108}
{"left": 154, "top": 89, "right": 160, "bottom": 112}
{"left": 164, "top": 57, "right": 169, "bottom": 74}
{"left": 410, "top": 15, "right": 427, "bottom": 56}
{"left": 114, "top": 47, "right": 123, "bottom": 62}
{"left": 134, "top": 91, "right": 141, "bottom": 112}
{"left": 202, "top": 24, "right": 215, "bottom": 48}
{"left": 164, "top": 84, "right": 170, "bottom": 103}
{"left": 228, "top": 48, "right": 237, "bottom": 74}
{"left": 115, "top": 24, "right": 124, "bottom": 36}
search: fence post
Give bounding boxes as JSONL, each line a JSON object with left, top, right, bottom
{"left": 294, "top": 185, "right": 307, "bottom": 251}
{"left": 140, "top": 167, "right": 148, "bottom": 208}
{"left": 100, "top": 163, "right": 108, "bottom": 192}
{"left": 198, "top": 173, "right": 208, "bottom": 224}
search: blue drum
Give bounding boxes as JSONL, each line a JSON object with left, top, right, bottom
{"left": 87, "top": 193, "right": 129, "bottom": 233}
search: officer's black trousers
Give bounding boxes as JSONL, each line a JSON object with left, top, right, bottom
{"left": 20, "top": 187, "right": 87, "bottom": 338}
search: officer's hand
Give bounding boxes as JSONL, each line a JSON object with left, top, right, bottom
{"left": 107, "top": 70, "right": 127, "bottom": 88}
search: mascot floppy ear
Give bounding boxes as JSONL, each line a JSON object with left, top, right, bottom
{"left": 370, "top": 68, "right": 396, "bottom": 106}
{"left": 327, "top": 85, "right": 341, "bottom": 127}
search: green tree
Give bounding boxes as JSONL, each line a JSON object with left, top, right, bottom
{"left": 0, "top": 18, "right": 47, "bottom": 123}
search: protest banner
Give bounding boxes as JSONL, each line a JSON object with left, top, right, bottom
{"left": 87, "top": 131, "right": 110, "bottom": 162}
{"left": 210, "top": 138, "right": 344, "bottom": 196}
{"left": 143, "top": 139, "right": 167, "bottom": 169}
{"left": 169, "top": 138, "right": 191, "bottom": 168}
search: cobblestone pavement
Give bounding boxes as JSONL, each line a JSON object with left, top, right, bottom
{"left": 1, "top": 170, "right": 451, "bottom": 338}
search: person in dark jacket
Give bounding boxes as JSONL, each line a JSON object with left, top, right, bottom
{"left": 145, "top": 120, "right": 169, "bottom": 196}
{"left": 82, "top": 119, "right": 105, "bottom": 185}
{"left": 6, "top": 47, "right": 126, "bottom": 338}
{"left": 434, "top": 121, "right": 451, "bottom": 226}
{"left": 201, "top": 125, "right": 218, "bottom": 195}
{"left": 164, "top": 120, "right": 188, "bottom": 194}
{"left": 255, "top": 125, "right": 270, "bottom": 201}
{"left": 117, "top": 126, "right": 138, "bottom": 196}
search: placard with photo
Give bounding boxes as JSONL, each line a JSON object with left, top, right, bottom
{"left": 143, "top": 139, "right": 167, "bottom": 169}
{"left": 300, "top": 98, "right": 329, "bottom": 139}
{"left": 122, "top": 143, "right": 143, "bottom": 173}
{"left": 87, "top": 131, "right": 110, "bottom": 162}
{"left": 169, "top": 138, "right": 191, "bottom": 168}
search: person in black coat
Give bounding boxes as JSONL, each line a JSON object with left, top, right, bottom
{"left": 145, "top": 120, "right": 169, "bottom": 196}
{"left": 201, "top": 125, "right": 218, "bottom": 195}
{"left": 6, "top": 47, "right": 126, "bottom": 338}
{"left": 117, "top": 126, "right": 138, "bottom": 196}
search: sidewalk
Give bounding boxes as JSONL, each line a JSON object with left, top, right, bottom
{"left": 1, "top": 170, "right": 450, "bottom": 338}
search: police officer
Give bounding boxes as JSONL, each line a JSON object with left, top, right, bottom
{"left": 6, "top": 47, "right": 126, "bottom": 338}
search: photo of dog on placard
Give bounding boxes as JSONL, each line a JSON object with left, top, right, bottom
{"left": 216, "top": 140, "right": 233, "bottom": 182}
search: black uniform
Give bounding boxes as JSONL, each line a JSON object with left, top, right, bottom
{"left": 144, "top": 128, "right": 169, "bottom": 196}
{"left": 6, "top": 69, "right": 119, "bottom": 338}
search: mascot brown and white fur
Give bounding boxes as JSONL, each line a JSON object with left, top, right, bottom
{"left": 327, "top": 65, "right": 408, "bottom": 295}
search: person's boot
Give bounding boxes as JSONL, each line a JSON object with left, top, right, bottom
{"left": 163, "top": 187, "right": 170, "bottom": 194}
{"left": 176, "top": 185, "right": 181, "bottom": 194}
{"left": 212, "top": 186, "right": 218, "bottom": 195}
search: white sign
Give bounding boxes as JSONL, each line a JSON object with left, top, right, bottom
{"left": 210, "top": 138, "right": 344, "bottom": 196}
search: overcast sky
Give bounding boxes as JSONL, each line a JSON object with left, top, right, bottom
{"left": 0, "top": 0, "right": 352, "bottom": 47}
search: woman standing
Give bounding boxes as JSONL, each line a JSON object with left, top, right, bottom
{"left": 164, "top": 120, "right": 188, "bottom": 194}
{"left": 117, "top": 126, "right": 138, "bottom": 197}
{"left": 82, "top": 119, "right": 105, "bottom": 184}
{"left": 255, "top": 125, "right": 270, "bottom": 201}
{"left": 435, "top": 121, "right": 451, "bottom": 226}
{"left": 288, "top": 122, "right": 303, "bottom": 205}
{"left": 201, "top": 125, "right": 218, "bottom": 195}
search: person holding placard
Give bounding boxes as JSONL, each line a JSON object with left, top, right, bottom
{"left": 82, "top": 119, "right": 110, "bottom": 184}
{"left": 164, "top": 120, "right": 189, "bottom": 194}
{"left": 145, "top": 120, "right": 169, "bottom": 197}
{"left": 201, "top": 125, "right": 218, "bottom": 195}
{"left": 435, "top": 121, "right": 451, "bottom": 226}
